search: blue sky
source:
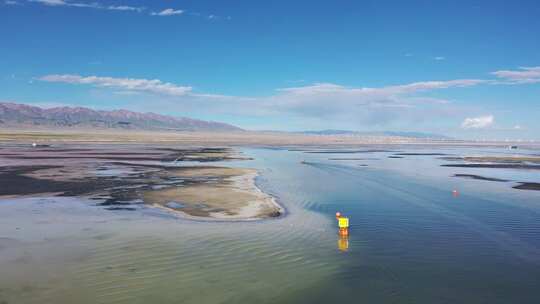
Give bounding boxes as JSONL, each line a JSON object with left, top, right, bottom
{"left": 1, "top": 0, "right": 540, "bottom": 139}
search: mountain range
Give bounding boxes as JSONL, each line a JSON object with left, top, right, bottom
{"left": 0, "top": 102, "right": 242, "bottom": 132}
{"left": 0, "top": 102, "right": 452, "bottom": 139}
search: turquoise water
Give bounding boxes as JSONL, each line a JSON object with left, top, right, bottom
{"left": 1, "top": 146, "right": 539, "bottom": 303}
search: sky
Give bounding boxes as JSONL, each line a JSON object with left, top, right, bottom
{"left": 1, "top": 0, "right": 540, "bottom": 140}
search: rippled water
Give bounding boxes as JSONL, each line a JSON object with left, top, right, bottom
{"left": 1, "top": 146, "right": 540, "bottom": 303}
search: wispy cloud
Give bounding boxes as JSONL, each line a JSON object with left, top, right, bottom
{"left": 433, "top": 56, "right": 446, "bottom": 61}
{"left": 27, "top": 0, "right": 145, "bottom": 12}
{"left": 29, "top": 0, "right": 64, "bottom": 5}
{"left": 39, "top": 74, "right": 192, "bottom": 96}
{"left": 491, "top": 66, "right": 540, "bottom": 84}
{"left": 278, "top": 79, "right": 484, "bottom": 98}
{"left": 4, "top": 0, "right": 20, "bottom": 5}
{"left": 461, "top": 115, "right": 494, "bottom": 129}
{"left": 22, "top": 1, "right": 225, "bottom": 20}
{"left": 151, "top": 8, "right": 184, "bottom": 16}
{"left": 107, "top": 5, "right": 144, "bottom": 12}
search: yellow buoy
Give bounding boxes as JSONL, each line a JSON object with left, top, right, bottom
{"left": 338, "top": 217, "right": 349, "bottom": 229}
{"left": 336, "top": 213, "right": 349, "bottom": 237}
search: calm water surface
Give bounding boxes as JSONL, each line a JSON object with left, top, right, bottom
{"left": 1, "top": 146, "right": 539, "bottom": 303}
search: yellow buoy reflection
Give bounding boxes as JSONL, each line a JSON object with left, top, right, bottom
{"left": 337, "top": 235, "right": 349, "bottom": 252}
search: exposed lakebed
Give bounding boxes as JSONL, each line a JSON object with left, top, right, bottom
{"left": 0, "top": 144, "right": 282, "bottom": 219}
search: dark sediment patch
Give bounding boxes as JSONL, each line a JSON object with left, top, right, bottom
{"left": 0, "top": 165, "right": 134, "bottom": 196}
{"left": 69, "top": 152, "right": 165, "bottom": 156}
{"left": 173, "top": 156, "right": 249, "bottom": 162}
{"left": 0, "top": 166, "right": 67, "bottom": 195}
{"left": 395, "top": 153, "right": 448, "bottom": 156}
{"left": 439, "top": 156, "right": 465, "bottom": 161}
{"left": 439, "top": 156, "right": 540, "bottom": 164}
{"left": 442, "top": 164, "right": 540, "bottom": 170}
{"left": 108, "top": 162, "right": 171, "bottom": 169}
{"left": 104, "top": 207, "right": 137, "bottom": 211}
{"left": 305, "top": 149, "right": 396, "bottom": 154}
{"left": 4, "top": 156, "right": 173, "bottom": 161}
{"left": 328, "top": 158, "right": 379, "bottom": 160}
{"left": 453, "top": 174, "right": 509, "bottom": 182}
{"left": 96, "top": 190, "right": 143, "bottom": 206}
{"left": 154, "top": 147, "right": 229, "bottom": 153}
{"left": 513, "top": 183, "right": 540, "bottom": 191}
{"left": 27, "top": 148, "right": 93, "bottom": 152}
{"left": 1, "top": 146, "right": 243, "bottom": 163}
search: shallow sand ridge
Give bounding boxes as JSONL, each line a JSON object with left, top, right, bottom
{"left": 144, "top": 167, "right": 283, "bottom": 219}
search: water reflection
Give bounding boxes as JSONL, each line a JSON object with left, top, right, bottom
{"left": 337, "top": 235, "right": 349, "bottom": 252}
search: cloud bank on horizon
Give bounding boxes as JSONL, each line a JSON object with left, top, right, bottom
{"left": 36, "top": 66, "right": 538, "bottom": 136}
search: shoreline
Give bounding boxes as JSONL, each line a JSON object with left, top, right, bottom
{"left": 1, "top": 129, "right": 539, "bottom": 148}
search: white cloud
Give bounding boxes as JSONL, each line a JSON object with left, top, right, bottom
{"left": 491, "top": 66, "right": 540, "bottom": 84}
{"left": 27, "top": 1, "right": 221, "bottom": 19}
{"left": 278, "top": 79, "right": 484, "bottom": 98}
{"left": 461, "top": 115, "right": 494, "bottom": 129}
{"left": 107, "top": 5, "right": 145, "bottom": 12}
{"left": 30, "top": 0, "right": 65, "bottom": 5}
{"left": 434, "top": 56, "right": 446, "bottom": 61}
{"left": 27, "top": 0, "right": 144, "bottom": 12}
{"left": 40, "top": 74, "right": 192, "bottom": 96}
{"left": 5, "top": 0, "right": 20, "bottom": 5}
{"left": 151, "top": 8, "right": 184, "bottom": 16}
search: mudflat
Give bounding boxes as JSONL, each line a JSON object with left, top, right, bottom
{"left": 0, "top": 144, "right": 282, "bottom": 220}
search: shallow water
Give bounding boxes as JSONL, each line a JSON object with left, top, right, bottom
{"left": 1, "top": 146, "right": 540, "bottom": 303}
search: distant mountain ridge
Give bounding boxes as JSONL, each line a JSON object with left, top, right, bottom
{"left": 300, "top": 129, "right": 451, "bottom": 139}
{"left": 0, "top": 102, "right": 242, "bottom": 132}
